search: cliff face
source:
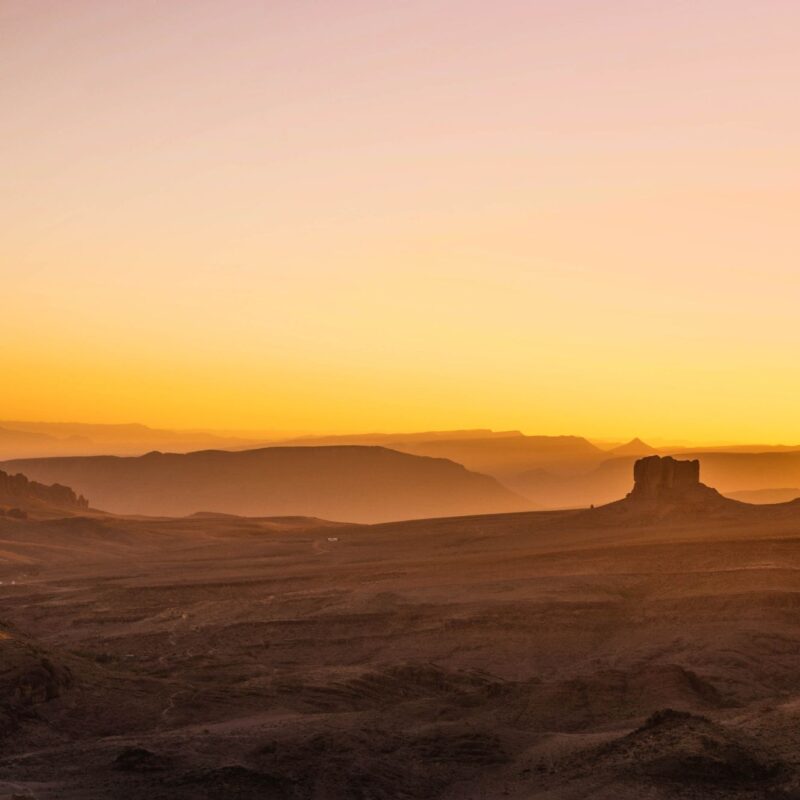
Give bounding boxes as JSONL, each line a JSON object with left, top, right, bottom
{"left": 0, "top": 469, "right": 88, "bottom": 516}
{"left": 630, "top": 456, "right": 701, "bottom": 500}
{"left": 625, "top": 455, "right": 730, "bottom": 511}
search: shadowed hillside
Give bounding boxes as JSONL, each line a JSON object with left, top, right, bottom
{"left": 2, "top": 446, "right": 531, "bottom": 523}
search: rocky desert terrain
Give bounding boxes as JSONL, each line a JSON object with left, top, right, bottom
{"left": 2, "top": 457, "right": 800, "bottom": 798}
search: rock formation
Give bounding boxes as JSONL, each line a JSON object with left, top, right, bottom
{"left": 589, "top": 455, "right": 742, "bottom": 519}
{"left": 630, "top": 456, "right": 701, "bottom": 500}
{"left": 0, "top": 468, "right": 88, "bottom": 515}
{"left": 624, "top": 455, "right": 732, "bottom": 511}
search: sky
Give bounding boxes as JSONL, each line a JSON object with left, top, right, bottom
{"left": 2, "top": 0, "right": 799, "bottom": 442}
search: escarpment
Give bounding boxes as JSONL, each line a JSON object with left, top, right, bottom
{"left": 0, "top": 468, "right": 89, "bottom": 516}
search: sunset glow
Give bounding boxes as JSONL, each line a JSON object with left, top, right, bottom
{"left": 3, "top": 1, "right": 799, "bottom": 441}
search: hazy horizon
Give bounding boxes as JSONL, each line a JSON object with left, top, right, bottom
{"left": 4, "top": 416, "right": 800, "bottom": 450}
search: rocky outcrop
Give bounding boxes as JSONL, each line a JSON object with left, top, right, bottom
{"left": 594, "top": 708, "right": 781, "bottom": 785}
{"left": 586, "top": 456, "right": 742, "bottom": 520}
{"left": 0, "top": 633, "right": 74, "bottom": 737}
{"left": 0, "top": 468, "right": 88, "bottom": 515}
{"left": 622, "top": 455, "right": 733, "bottom": 512}
{"left": 630, "top": 456, "right": 701, "bottom": 500}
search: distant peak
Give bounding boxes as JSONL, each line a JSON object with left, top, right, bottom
{"left": 610, "top": 437, "right": 659, "bottom": 456}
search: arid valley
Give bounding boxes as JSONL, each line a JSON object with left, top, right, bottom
{"left": 5, "top": 448, "right": 800, "bottom": 798}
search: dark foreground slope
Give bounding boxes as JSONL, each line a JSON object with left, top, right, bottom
{"left": 3, "top": 459, "right": 800, "bottom": 798}
{"left": 3, "top": 446, "right": 530, "bottom": 522}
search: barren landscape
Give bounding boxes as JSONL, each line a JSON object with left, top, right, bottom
{"left": 5, "top": 2, "right": 798, "bottom": 796}
{"left": 4, "top": 458, "right": 800, "bottom": 798}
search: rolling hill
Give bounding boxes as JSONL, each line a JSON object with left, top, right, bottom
{"left": 2, "top": 446, "right": 531, "bottom": 522}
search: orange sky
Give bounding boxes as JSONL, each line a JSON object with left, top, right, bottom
{"left": 2, "top": 1, "right": 799, "bottom": 442}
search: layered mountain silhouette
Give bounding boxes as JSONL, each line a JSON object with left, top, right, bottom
{"left": 2, "top": 446, "right": 530, "bottom": 523}
{"left": 282, "top": 432, "right": 606, "bottom": 478}
{"left": 0, "top": 420, "right": 265, "bottom": 460}
{"left": 281, "top": 429, "right": 521, "bottom": 446}
{"left": 0, "top": 468, "right": 88, "bottom": 518}
{"left": 727, "top": 487, "right": 800, "bottom": 504}
{"left": 7, "top": 421, "right": 800, "bottom": 512}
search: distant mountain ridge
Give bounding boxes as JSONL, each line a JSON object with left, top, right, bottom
{"left": 608, "top": 438, "right": 659, "bottom": 457}
{"left": 0, "top": 420, "right": 264, "bottom": 460}
{"left": 7, "top": 422, "right": 800, "bottom": 512}
{"left": 725, "top": 487, "right": 800, "bottom": 504}
{"left": 2, "top": 446, "right": 531, "bottom": 523}
{"left": 278, "top": 432, "right": 605, "bottom": 479}
{"left": 280, "top": 429, "right": 523, "bottom": 445}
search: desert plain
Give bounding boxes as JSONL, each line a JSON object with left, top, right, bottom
{"left": 3, "top": 459, "right": 800, "bottom": 799}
